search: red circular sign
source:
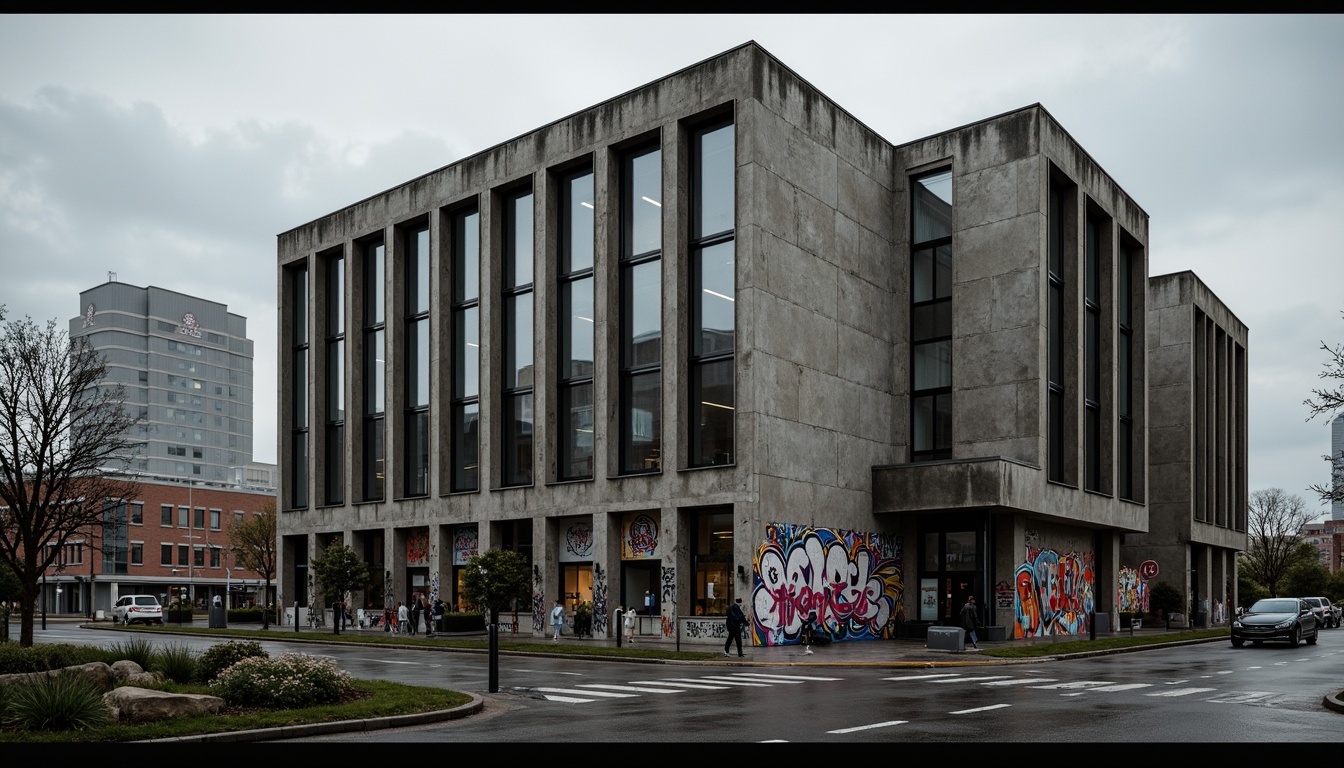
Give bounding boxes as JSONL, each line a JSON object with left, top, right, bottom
{"left": 1139, "top": 560, "right": 1159, "bottom": 580}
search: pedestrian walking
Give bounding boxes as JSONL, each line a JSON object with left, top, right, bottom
{"left": 550, "top": 599, "right": 566, "bottom": 641}
{"left": 724, "top": 597, "right": 746, "bottom": 657}
{"left": 622, "top": 605, "right": 636, "bottom": 643}
{"left": 397, "top": 601, "right": 409, "bottom": 635}
{"left": 959, "top": 595, "right": 982, "bottom": 650}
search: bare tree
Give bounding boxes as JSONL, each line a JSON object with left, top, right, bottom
{"left": 229, "top": 499, "right": 277, "bottom": 629}
{"left": 0, "top": 315, "right": 140, "bottom": 646}
{"left": 1241, "top": 488, "right": 1314, "bottom": 597}
{"left": 1304, "top": 311, "right": 1344, "bottom": 507}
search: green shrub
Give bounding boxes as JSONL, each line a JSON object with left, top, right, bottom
{"left": 0, "top": 643, "right": 93, "bottom": 675}
{"left": 198, "top": 640, "right": 269, "bottom": 682}
{"left": 150, "top": 642, "right": 199, "bottom": 684}
{"left": 105, "top": 636, "right": 155, "bottom": 670}
{"left": 1, "top": 672, "right": 111, "bottom": 732}
{"left": 226, "top": 607, "right": 265, "bottom": 623}
{"left": 209, "top": 652, "right": 351, "bottom": 708}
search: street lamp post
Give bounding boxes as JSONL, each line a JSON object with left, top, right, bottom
{"left": 480, "top": 565, "right": 499, "bottom": 693}
{"left": 171, "top": 568, "right": 181, "bottom": 626}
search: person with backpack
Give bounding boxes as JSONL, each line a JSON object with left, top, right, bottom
{"left": 724, "top": 597, "right": 747, "bottom": 657}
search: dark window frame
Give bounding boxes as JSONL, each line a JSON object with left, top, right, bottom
{"left": 402, "top": 222, "right": 432, "bottom": 498}
{"left": 501, "top": 185, "right": 535, "bottom": 488}
{"left": 361, "top": 237, "right": 386, "bottom": 502}
{"left": 910, "top": 168, "right": 954, "bottom": 461}
{"left": 687, "top": 117, "right": 736, "bottom": 469}
{"left": 323, "top": 250, "right": 345, "bottom": 506}
{"left": 619, "top": 142, "right": 664, "bottom": 475}
{"left": 557, "top": 165, "right": 595, "bottom": 482}
{"left": 449, "top": 205, "right": 482, "bottom": 493}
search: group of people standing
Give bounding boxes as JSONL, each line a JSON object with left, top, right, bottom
{"left": 384, "top": 594, "right": 447, "bottom": 636}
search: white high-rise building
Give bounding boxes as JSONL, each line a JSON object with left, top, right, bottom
{"left": 70, "top": 280, "right": 255, "bottom": 484}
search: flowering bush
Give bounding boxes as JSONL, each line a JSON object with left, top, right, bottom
{"left": 197, "top": 640, "right": 269, "bottom": 682}
{"left": 208, "top": 652, "right": 351, "bottom": 708}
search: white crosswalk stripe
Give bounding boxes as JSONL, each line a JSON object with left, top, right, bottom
{"left": 982, "top": 678, "right": 1058, "bottom": 686}
{"left": 628, "top": 680, "right": 733, "bottom": 690}
{"left": 534, "top": 687, "right": 639, "bottom": 700}
{"left": 1146, "top": 687, "right": 1216, "bottom": 697}
{"left": 1086, "top": 683, "right": 1154, "bottom": 692}
{"left": 688, "top": 676, "right": 775, "bottom": 686}
{"left": 718, "top": 674, "right": 809, "bottom": 684}
{"left": 882, "top": 673, "right": 962, "bottom": 681}
{"left": 1028, "top": 681, "right": 1115, "bottom": 690}
{"left": 929, "top": 675, "right": 1014, "bottom": 684}
{"left": 578, "top": 683, "right": 687, "bottom": 694}
{"left": 1206, "top": 691, "right": 1279, "bottom": 704}
{"left": 732, "top": 673, "right": 844, "bottom": 682}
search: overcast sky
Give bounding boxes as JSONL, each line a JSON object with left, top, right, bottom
{"left": 1, "top": 14, "right": 1340, "bottom": 519}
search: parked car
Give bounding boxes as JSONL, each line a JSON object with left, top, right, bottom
{"left": 1301, "top": 596, "right": 1341, "bottom": 629}
{"left": 111, "top": 594, "right": 163, "bottom": 626}
{"left": 1231, "top": 597, "right": 1318, "bottom": 647}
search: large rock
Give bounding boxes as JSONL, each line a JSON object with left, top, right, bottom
{"left": 109, "top": 659, "right": 162, "bottom": 686}
{"left": 103, "top": 686, "right": 225, "bottom": 724}
{"left": 0, "top": 661, "right": 117, "bottom": 692}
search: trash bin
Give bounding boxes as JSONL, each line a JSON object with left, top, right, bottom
{"left": 927, "top": 625, "right": 966, "bottom": 651}
{"left": 208, "top": 605, "right": 228, "bottom": 629}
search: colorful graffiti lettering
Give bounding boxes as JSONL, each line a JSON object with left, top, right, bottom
{"left": 751, "top": 523, "right": 902, "bottom": 647}
{"left": 1117, "top": 566, "right": 1148, "bottom": 613}
{"left": 1013, "top": 546, "right": 1094, "bottom": 638}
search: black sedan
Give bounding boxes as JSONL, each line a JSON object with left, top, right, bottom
{"left": 1231, "top": 597, "right": 1319, "bottom": 647}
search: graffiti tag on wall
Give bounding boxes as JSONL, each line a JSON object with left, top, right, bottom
{"left": 751, "top": 523, "right": 903, "bottom": 647}
{"left": 1014, "top": 546, "right": 1094, "bottom": 638}
{"left": 562, "top": 520, "right": 593, "bottom": 561}
{"left": 625, "top": 513, "right": 659, "bottom": 558}
{"left": 592, "top": 563, "right": 609, "bottom": 636}
{"left": 1116, "top": 565, "right": 1148, "bottom": 613}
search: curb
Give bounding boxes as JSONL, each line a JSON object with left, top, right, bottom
{"left": 143, "top": 693, "right": 485, "bottom": 742}
{"left": 1325, "top": 689, "right": 1344, "bottom": 715}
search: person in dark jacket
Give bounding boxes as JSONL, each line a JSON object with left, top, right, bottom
{"left": 959, "top": 595, "right": 982, "bottom": 650}
{"left": 724, "top": 597, "right": 747, "bottom": 657}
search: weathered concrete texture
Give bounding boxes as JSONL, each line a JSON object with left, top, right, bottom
{"left": 103, "top": 686, "right": 225, "bottom": 724}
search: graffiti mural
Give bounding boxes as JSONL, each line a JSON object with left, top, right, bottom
{"left": 1117, "top": 566, "right": 1148, "bottom": 613}
{"left": 625, "top": 513, "right": 659, "bottom": 558}
{"left": 383, "top": 570, "right": 393, "bottom": 610}
{"left": 453, "top": 527, "right": 478, "bottom": 565}
{"left": 751, "top": 523, "right": 903, "bottom": 647}
{"left": 592, "top": 563, "right": 609, "bottom": 636}
{"left": 531, "top": 564, "right": 545, "bottom": 632}
{"left": 563, "top": 520, "right": 593, "bottom": 560}
{"left": 405, "top": 529, "right": 428, "bottom": 565}
{"left": 1013, "top": 546, "right": 1095, "bottom": 638}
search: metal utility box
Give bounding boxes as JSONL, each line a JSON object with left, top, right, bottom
{"left": 926, "top": 625, "right": 965, "bottom": 651}
{"left": 208, "top": 606, "right": 227, "bottom": 629}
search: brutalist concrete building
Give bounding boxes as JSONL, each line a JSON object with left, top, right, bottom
{"left": 275, "top": 42, "right": 1247, "bottom": 645}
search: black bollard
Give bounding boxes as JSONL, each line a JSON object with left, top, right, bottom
{"left": 487, "top": 622, "right": 499, "bottom": 693}
{"left": 615, "top": 608, "right": 623, "bottom": 648}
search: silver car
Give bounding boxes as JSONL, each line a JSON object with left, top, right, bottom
{"left": 1302, "top": 596, "right": 1341, "bottom": 629}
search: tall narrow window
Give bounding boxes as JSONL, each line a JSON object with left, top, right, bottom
{"left": 289, "top": 263, "right": 309, "bottom": 508}
{"left": 451, "top": 206, "right": 481, "bottom": 492}
{"left": 558, "top": 168, "right": 595, "bottom": 481}
{"left": 1117, "top": 241, "right": 1135, "bottom": 499}
{"left": 688, "top": 119, "right": 735, "bottom": 467}
{"left": 1084, "top": 213, "right": 1102, "bottom": 492}
{"left": 362, "top": 238, "right": 386, "bottom": 501}
{"left": 1047, "top": 182, "right": 1068, "bottom": 483}
{"left": 910, "top": 168, "right": 953, "bottom": 459}
{"left": 403, "top": 224, "right": 431, "bottom": 497}
{"left": 502, "top": 188, "right": 534, "bottom": 487}
{"left": 620, "top": 144, "right": 662, "bottom": 474}
{"left": 323, "top": 252, "right": 345, "bottom": 505}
